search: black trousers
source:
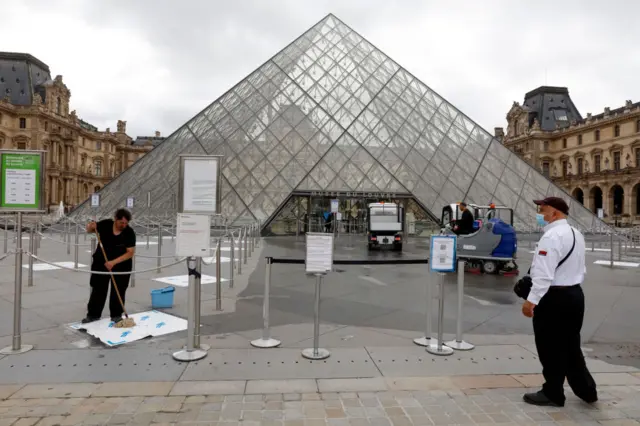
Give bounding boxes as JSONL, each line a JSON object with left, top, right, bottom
{"left": 87, "top": 265, "right": 131, "bottom": 319}
{"left": 533, "top": 285, "right": 597, "bottom": 404}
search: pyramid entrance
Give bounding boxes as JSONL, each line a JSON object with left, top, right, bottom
{"left": 69, "top": 14, "right": 607, "bottom": 235}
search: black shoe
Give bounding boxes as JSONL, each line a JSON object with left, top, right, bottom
{"left": 523, "top": 391, "right": 564, "bottom": 407}
{"left": 81, "top": 317, "right": 99, "bottom": 324}
{"left": 111, "top": 317, "right": 122, "bottom": 323}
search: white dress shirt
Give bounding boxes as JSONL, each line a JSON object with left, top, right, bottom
{"left": 528, "top": 219, "right": 586, "bottom": 305}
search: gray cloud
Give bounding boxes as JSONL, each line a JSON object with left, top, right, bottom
{"left": 1, "top": 0, "right": 639, "bottom": 138}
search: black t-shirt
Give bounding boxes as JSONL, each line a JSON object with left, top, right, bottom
{"left": 92, "top": 219, "right": 136, "bottom": 272}
{"left": 458, "top": 209, "right": 475, "bottom": 234}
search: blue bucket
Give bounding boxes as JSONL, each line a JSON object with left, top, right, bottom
{"left": 151, "top": 286, "right": 175, "bottom": 309}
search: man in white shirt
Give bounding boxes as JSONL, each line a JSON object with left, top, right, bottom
{"left": 521, "top": 197, "right": 598, "bottom": 407}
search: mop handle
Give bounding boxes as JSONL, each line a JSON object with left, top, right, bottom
{"left": 95, "top": 231, "right": 129, "bottom": 319}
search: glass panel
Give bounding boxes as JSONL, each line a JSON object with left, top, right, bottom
{"left": 296, "top": 176, "right": 322, "bottom": 191}
{"left": 488, "top": 139, "right": 510, "bottom": 164}
{"left": 430, "top": 149, "right": 456, "bottom": 177}
{"left": 448, "top": 166, "right": 474, "bottom": 195}
{"left": 403, "top": 148, "right": 428, "bottom": 175}
{"left": 308, "top": 160, "right": 336, "bottom": 189}
{"left": 494, "top": 182, "right": 519, "bottom": 209}
{"left": 507, "top": 152, "right": 530, "bottom": 179}
{"left": 500, "top": 166, "right": 525, "bottom": 196}
{"left": 327, "top": 175, "right": 351, "bottom": 191}
{"left": 266, "top": 143, "right": 293, "bottom": 169}
{"left": 337, "top": 162, "right": 365, "bottom": 189}
{"left": 422, "top": 165, "right": 447, "bottom": 191}
{"left": 279, "top": 159, "right": 308, "bottom": 188}
{"left": 376, "top": 147, "right": 402, "bottom": 175}
{"left": 323, "top": 145, "right": 349, "bottom": 172}
{"left": 254, "top": 129, "right": 280, "bottom": 156}
{"left": 281, "top": 130, "right": 306, "bottom": 157}
{"left": 466, "top": 180, "right": 493, "bottom": 206}
{"left": 234, "top": 175, "right": 263, "bottom": 206}
{"left": 357, "top": 177, "right": 380, "bottom": 192}
{"left": 251, "top": 158, "right": 279, "bottom": 187}
{"left": 455, "top": 150, "right": 480, "bottom": 181}
{"left": 394, "top": 163, "right": 420, "bottom": 192}
{"left": 238, "top": 143, "right": 264, "bottom": 171}
{"left": 439, "top": 180, "right": 465, "bottom": 204}
{"left": 474, "top": 164, "right": 500, "bottom": 194}
{"left": 412, "top": 179, "right": 438, "bottom": 211}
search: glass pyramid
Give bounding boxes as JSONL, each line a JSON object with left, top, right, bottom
{"left": 70, "top": 14, "right": 606, "bottom": 233}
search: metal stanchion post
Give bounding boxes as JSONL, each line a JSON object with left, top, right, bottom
{"left": 171, "top": 222, "right": 175, "bottom": 242}
{"left": 250, "top": 225, "right": 255, "bottom": 255}
{"left": 216, "top": 239, "right": 222, "bottom": 311}
{"left": 426, "top": 273, "right": 453, "bottom": 356}
{"left": 27, "top": 227, "right": 34, "bottom": 288}
{"left": 445, "top": 261, "right": 474, "bottom": 351}
{"left": 1, "top": 212, "right": 33, "bottom": 355}
{"left": 157, "top": 225, "right": 162, "bottom": 273}
{"left": 229, "top": 233, "right": 235, "bottom": 289}
{"left": 610, "top": 232, "right": 614, "bottom": 267}
{"left": 414, "top": 271, "right": 437, "bottom": 347}
{"left": 66, "top": 221, "right": 71, "bottom": 255}
{"left": 193, "top": 257, "right": 209, "bottom": 350}
{"left": 302, "top": 273, "right": 330, "bottom": 360}
{"left": 618, "top": 238, "right": 622, "bottom": 261}
{"left": 173, "top": 257, "right": 207, "bottom": 361}
{"left": 251, "top": 257, "right": 281, "bottom": 348}
{"left": 3, "top": 216, "right": 7, "bottom": 254}
{"left": 237, "top": 229, "right": 243, "bottom": 276}
{"left": 243, "top": 226, "right": 248, "bottom": 265}
{"left": 131, "top": 254, "right": 136, "bottom": 288}
{"left": 591, "top": 240, "right": 595, "bottom": 252}
{"left": 146, "top": 225, "right": 150, "bottom": 249}
{"left": 74, "top": 224, "right": 79, "bottom": 271}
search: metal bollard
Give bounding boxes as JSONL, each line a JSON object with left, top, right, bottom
{"left": 157, "top": 225, "right": 162, "bottom": 273}
{"left": 445, "top": 261, "right": 474, "bottom": 351}
{"left": 74, "top": 223, "right": 79, "bottom": 271}
{"left": 302, "top": 273, "right": 330, "bottom": 359}
{"left": 251, "top": 257, "right": 281, "bottom": 348}
{"left": 243, "top": 226, "right": 248, "bottom": 265}
{"left": 0, "top": 212, "right": 33, "bottom": 355}
{"left": 237, "top": 229, "right": 242, "bottom": 276}
{"left": 171, "top": 222, "right": 175, "bottom": 242}
{"left": 618, "top": 238, "right": 622, "bottom": 261}
{"left": 146, "top": 226, "right": 150, "bottom": 249}
{"left": 27, "top": 227, "right": 34, "bottom": 288}
{"left": 426, "top": 272, "right": 453, "bottom": 356}
{"left": 172, "top": 257, "right": 207, "bottom": 361}
{"left": 229, "top": 233, "right": 235, "bottom": 289}
{"left": 194, "top": 257, "right": 208, "bottom": 350}
{"left": 591, "top": 240, "right": 595, "bottom": 252}
{"left": 66, "top": 221, "right": 71, "bottom": 256}
{"left": 216, "top": 239, "right": 222, "bottom": 311}
{"left": 249, "top": 225, "right": 254, "bottom": 255}
{"left": 414, "top": 271, "right": 437, "bottom": 347}
{"left": 36, "top": 221, "right": 41, "bottom": 250}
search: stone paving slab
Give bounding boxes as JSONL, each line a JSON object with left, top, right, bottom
{"left": 1, "top": 376, "right": 640, "bottom": 425}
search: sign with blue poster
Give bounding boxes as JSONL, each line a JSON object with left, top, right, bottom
{"left": 429, "top": 235, "right": 457, "bottom": 273}
{"left": 68, "top": 310, "right": 187, "bottom": 347}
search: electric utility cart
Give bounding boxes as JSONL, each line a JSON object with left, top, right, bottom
{"left": 367, "top": 202, "right": 404, "bottom": 251}
{"left": 440, "top": 203, "right": 519, "bottom": 275}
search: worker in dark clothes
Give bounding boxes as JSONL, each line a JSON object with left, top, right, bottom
{"left": 82, "top": 208, "right": 136, "bottom": 324}
{"left": 521, "top": 197, "right": 597, "bottom": 407}
{"left": 454, "top": 202, "right": 474, "bottom": 235}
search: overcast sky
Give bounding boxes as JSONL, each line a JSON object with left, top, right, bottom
{"left": 2, "top": 0, "right": 639, "bottom": 139}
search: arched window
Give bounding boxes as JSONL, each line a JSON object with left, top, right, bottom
{"left": 94, "top": 160, "right": 102, "bottom": 177}
{"left": 614, "top": 124, "right": 620, "bottom": 138}
{"left": 56, "top": 97, "right": 61, "bottom": 115}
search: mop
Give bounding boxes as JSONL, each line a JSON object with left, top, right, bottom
{"left": 96, "top": 232, "right": 136, "bottom": 328}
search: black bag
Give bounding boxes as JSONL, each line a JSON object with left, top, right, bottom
{"left": 514, "top": 228, "right": 576, "bottom": 300}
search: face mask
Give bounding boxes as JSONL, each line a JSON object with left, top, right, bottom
{"left": 536, "top": 213, "right": 548, "bottom": 227}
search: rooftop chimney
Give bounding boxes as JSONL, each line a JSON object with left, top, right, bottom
{"left": 494, "top": 127, "right": 505, "bottom": 141}
{"left": 155, "top": 131, "right": 161, "bottom": 137}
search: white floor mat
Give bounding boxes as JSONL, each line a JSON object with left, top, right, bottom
{"left": 69, "top": 310, "right": 187, "bottom": 347}
{"left": 152, "top": 275, "right": 228, "bottom": 287}
{"left": 22, "top": 262, "right": 87, "bottom": 271}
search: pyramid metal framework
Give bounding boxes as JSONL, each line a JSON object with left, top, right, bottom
{"left": 70, "top": 14, "right": 605, "bottom": 232}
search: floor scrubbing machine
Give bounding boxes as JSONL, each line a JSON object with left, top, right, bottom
{"left": 440, "top": 203, "right": 519, "bottom": 275}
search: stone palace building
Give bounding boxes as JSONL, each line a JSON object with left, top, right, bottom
{"left": 499, "top": 86, "right": 640, "bottom": 227}
{"left": 0, "top": 52, "right": 163, "bottom": 212}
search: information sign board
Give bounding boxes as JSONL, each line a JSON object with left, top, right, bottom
{"left": 126, "top": 197, "right": 134, "bottom": 208}
{"left": 91, "top": 193, "right": 100, "bottom": 208}
{"left": 178, "top": 155, "right": 222, "bottom": 214}
{"left": 330, "top": 199, "right": 339, "bottom": 213}
{"left": 175, "top": 213, "right": 211, "bottom": 257}
{"left": 305, "top": 232, "right": 334, "bottom": 274}
{"left": 0, "top": 150, "right": 45, "bottom": 213}
{"left": 429, "top": 235, "right": 457, "bottom": 273}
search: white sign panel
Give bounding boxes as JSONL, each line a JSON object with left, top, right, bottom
{"left": 126, "top": 197, "right": 134, "bottom": 208}
{"left": 336, "top": 212, "right": 342, "bottom": 221}
{"left": 175, "top": 213, "right": 211, "bottom": 257}
{"left": 597, "top": 208, "right": 604, "bottom": 219}
{"left": 91, "top": 193, "right": 100, "bottom": 207}
{"left": 181, "top": 157, "right": 219, "bottom": 214}
{"left": 305, "top": 232, "right": 334, "bottom": 274}
{"left": 430, "top": 235, "right": 457, "bottom": 272}
{"left": 330, "top": 199, "right": 339, "bottom": 213}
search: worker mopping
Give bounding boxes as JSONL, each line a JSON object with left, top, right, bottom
{"left": 81, "top": 208, "right": 137, "bottom": 328}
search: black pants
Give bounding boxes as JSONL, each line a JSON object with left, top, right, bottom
{"left": 533, "top": 285, "right": 597, "bottom": 404}
{"left": 87, "top": 265, "right": 131, "bottom": 319}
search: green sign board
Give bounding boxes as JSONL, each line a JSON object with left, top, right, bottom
{"left": 0, "top": 151, "right": 45, "bottom": 212}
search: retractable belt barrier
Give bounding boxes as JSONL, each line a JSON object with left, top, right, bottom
{"left": 251, "top": 256, "right": 474, "bottom": 359}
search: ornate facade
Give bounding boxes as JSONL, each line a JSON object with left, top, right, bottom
{"left": 0, "top": 52, "right": 155, "bottom": 212}
{"left": 500, "top": 86, "right": 640, "bottom": 226}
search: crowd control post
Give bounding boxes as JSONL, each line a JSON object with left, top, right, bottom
{"left": 3, "top": 216, "right": 8, "bottom": 254}
{"left": 445, "top": 260, "right": 474, "bottom": 351}
{"left": 74, "top": 222, "right": 80, "bottom": 271}
{"left": 229, "top": 231, "right": 235, "bottom": 288}
{"left": 413, "top": 271, "right": 437, "bottom": 347}
{"left": 157, "top": 225, "right": 162, "bottom": 273}
{"left": 0, "top": 149, "right": 45, "bottom": 355}
{"left": 251, "top": 257, "right": 281, "bottom": 348}
{"left": 425, "top": 235, "right": 455, "bottom": 356}
{"left": 215, "top": 238, "right": 222, "bottom": 311}
{"left": 610, "top": 231, "right": 614, "bottom": 267}
{"left": 173, "top": 257, "right": 207, "bottom": 361}
{"left": 301, "top": 233, "right": 334, "bottom": 360}
{"left": 243, "top": 226, "right": 248, "bottom": 265}
{"left": 237, "top": 229, "right": 243, "bottom": 276}
{"left": 27, "top": 226, "right": 34, "bottom": 287}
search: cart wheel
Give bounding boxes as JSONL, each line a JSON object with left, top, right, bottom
{"left": 482, "top": 260, "right": 498, "bottom": 274}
